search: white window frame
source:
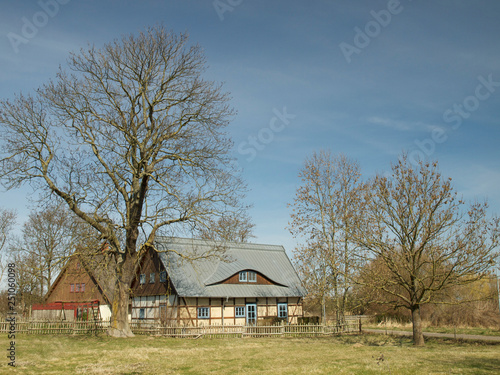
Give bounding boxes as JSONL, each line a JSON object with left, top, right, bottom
{"left": 239, "top": 271, "right": 247, "bottom": 282}
{"left": 198, "top": 307, "right": 210, "bottom": 319}
{"left": 235, "top": 306, "right": 245, "bottom": 318}
{"left": 278, "top": 303, "right": 288, "bottom": 319}
{"left": 248, "top": 271, "right": 257, "bottom": 283}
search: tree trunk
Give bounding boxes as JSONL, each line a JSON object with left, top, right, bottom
{"left": 321, "top": 294, "right": 326, "bottom": 325}
{"left": 411, "top": 306, "right": 425, "bottom": 346}
{"left": 107, "top": 253, "right": 135, "bottom": 338}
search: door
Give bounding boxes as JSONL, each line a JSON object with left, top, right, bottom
{"left": 246, "top": 304, "right": 257, "bottom": 325}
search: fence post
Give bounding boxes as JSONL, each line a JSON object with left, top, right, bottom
{"left": 359, "top": 318, "right": 362, "bottom": 333}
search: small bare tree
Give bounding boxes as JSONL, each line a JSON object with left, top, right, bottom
{"left": 0, "top": 208, "right": 16, "bottom": 282}
{"left": 197, "top": 212, "right": 255, "bottom": 243}
{"left": 356, "top": 155, "right": 499, "bottom": 346}
{"left": 288, "top": 151, "right": 366, "bottom": 324}
{"left": 0, "top": 27, "right": 245, "bottom": 337}
{"left": 8, "top": 203, "right": 79, "bottom": 297}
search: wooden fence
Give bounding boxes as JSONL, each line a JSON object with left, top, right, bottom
{"left": 0, "top": 319, "right": 361, "bottom": 338}
{"left": 0, "top": 320, "right": 107, "bottom": 335}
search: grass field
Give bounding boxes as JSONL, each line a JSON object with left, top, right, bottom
{"left": 363, "top": 323, "right": 500, "bottom": 337}
{"left": 1, "top": 333, "right": 499, "bottom": 374}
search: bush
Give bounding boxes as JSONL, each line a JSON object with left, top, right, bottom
{"left": 298, "top": 316, "right": 320, "bottom": 325}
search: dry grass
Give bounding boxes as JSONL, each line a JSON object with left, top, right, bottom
{"left": 365, "top": 320, "right": 500, "bottom": 337}
{"left": 0, "top": 333, "right": 499, "bottom": 374}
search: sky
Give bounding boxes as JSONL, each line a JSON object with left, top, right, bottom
{"left": 1, "top": 0, "right": 499, "bottom": 254}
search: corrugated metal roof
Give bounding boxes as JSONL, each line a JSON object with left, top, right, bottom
{"left": 155, "top": 237, "right": 306, "bottom": 298}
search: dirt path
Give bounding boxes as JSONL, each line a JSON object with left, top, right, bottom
{"left": 363, "top": 328, "right": 500, "bottom": 342}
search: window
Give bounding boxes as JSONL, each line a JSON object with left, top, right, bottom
{"left": 239, "top": 271, "right": 257, "bottom": 283}
{"left": 81, "top": 283, "right": 85, "bottom": 292}
{"left": 239, "top": 271, "right": 247, "bottom": 282}
{"left": 197, "top": 307, "right": 210, "bottom": 319}
{"left": 246, "top": 304, "right": 257, "bottom": 325}
{"left": 235, "top": 306, "right": 245, "bottom": 318}
{"left": 139, "top": 308, "right": 145, "bottom": 320}
{"left": 248, "top": 271, "right": 257, "bottom": 283}
{"left": 139, "top": 274, "right": 146, "bottom": 285}
{"left": 75, "top": 283, "right": 80, "bottom": 292}
{"left": 70, "top": 284, "right": 74, "bottom": 293}
{"left": 159, "top": 271, "right": 167, "bottom": 283}
{"left": 278, "top": 303, "right": 288, "bottom": 319}
{"left": 150, "top": 273, "right": 155, "bottom": 284}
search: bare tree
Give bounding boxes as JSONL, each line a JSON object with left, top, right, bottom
{"left": 8, "top": 203, "right": 79, "bottom": 298}
{"left": 356, "top": 155, "right": 499, "bottom": 346}
{"left": 0, "top": 27, "right": 245, "bottom": 337}
{"left": 288, "top": 151, "right": 366, "bottom": 324}
{"left": 197, "top": 212, "right": 255, "bottom": 242}
{"left": 0, "top": 208, "right": 16, "bottom": 282}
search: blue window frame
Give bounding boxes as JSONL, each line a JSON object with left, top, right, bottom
{"left": 235, "top": 306, "right": 245, "bottom": 318}
{"left": 278, "top": 303, "right": 288, "bottom": 319}
{"left": 150, "top": 273, "right": 155, "bottom": 283}
{"left": 246, "top": 304, "right": 257, "bottom": 325}
{"left": 139, "top": 308, "right": 145, "bottom": 320}
{"left": 198, "top": 307, "right": 210, "bottom": 319}
{"left": 159, "top": 271, "right": 167, "bottom": 283}
{"left": 139, "top": 274, "right": 146, "bottom": 285}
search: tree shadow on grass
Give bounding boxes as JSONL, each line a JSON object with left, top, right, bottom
{"left": 455, "top": 357, "right": 500, "bottom": 373}
{"left": 334, "top": 333, "right": 413, "bottom": 347}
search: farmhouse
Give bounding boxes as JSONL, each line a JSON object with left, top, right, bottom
{"left": 31, "top": 253, "right": 113, "bottom": 321}
{"left": 130, "top": 237, "right": 306, "bottom": 325}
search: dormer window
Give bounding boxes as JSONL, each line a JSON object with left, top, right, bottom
{"left": 248, "top": 271, "right": 257, "bottom": 282}
{"left": 239, "top": 271, "right": 257, "bottom": 283}
{"left": 239, "top": 271, "right": 247, "bottom": 282}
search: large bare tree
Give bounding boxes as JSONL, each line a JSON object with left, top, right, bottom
{"left": 0, "top": 27, "right": 245, "bottom": 337}
{"left": 356, "top": 155, "right": 499, "bottom": 346}
{"left": 288, "top": 151, "right": 366, "bottom": 324}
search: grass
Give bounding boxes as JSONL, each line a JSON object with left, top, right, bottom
{"left": 0, "top": 333, "right": 499, "bottom": 374}
{"left": 364, "top": 322, "right": 500, "bottom": 337}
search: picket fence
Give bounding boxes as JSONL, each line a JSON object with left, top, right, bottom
{"left": 131, "top": 321, "right": 360, "bottom": 338}
{"left": 0, "top": 319, "right": 361, "bottom": 338}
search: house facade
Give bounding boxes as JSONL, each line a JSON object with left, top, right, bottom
{"left": 130, "top": 237, "right": 306, "bottom": 326}
{"left": 31, "top": 254, "right": 113, "bottom": 321}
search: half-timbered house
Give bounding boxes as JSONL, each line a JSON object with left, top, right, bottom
{"left": 130, "top": 237, "right": 306, "bottom": 325}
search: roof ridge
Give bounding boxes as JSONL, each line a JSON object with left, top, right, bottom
{"left": 155, "top": 236, "right": 285, "bottom": 251}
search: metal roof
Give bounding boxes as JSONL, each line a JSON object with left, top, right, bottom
{"left": 155, "top": 237, "right": 306, "bottom": 298}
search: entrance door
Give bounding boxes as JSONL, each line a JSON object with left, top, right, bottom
{"left": 246, "top": 304, "right": 257, "bottom": 325}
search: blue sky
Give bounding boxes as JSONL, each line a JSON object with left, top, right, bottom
{"left": 1, "top": 0, "right": 500, "bottom": 253}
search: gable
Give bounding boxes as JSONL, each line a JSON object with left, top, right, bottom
{"left": 45, "top": 255, "right": 110, "bottom": 305}
{"left": 131, "top": 247, "right": 176, "bottom": 297}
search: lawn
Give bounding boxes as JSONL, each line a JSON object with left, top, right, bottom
{"left": 0, "top": 333, "right": 499, "bottom": 374}
{"left": 364, "top": 323, "right": 500, "bottom": 337}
